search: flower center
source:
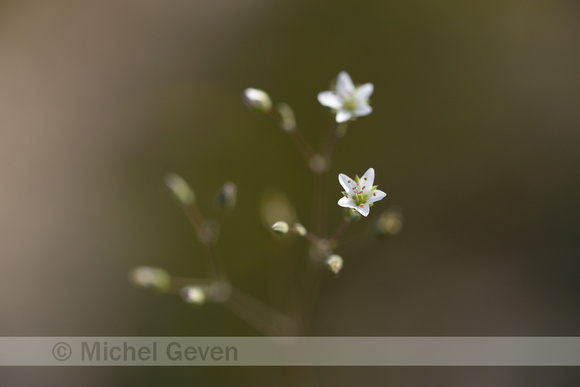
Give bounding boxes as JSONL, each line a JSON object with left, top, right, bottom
{"left": 343, "top": 96, "right": 358, "bottom": 112}
{"left": 351, "top": 181, "right": 367, "bottom": 205}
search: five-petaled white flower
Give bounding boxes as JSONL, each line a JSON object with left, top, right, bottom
{"left": 317, "top": 71, "right": 374, "bottom": 123}
{"left": 338, "top": 168, "right": 386, "bottom": 217}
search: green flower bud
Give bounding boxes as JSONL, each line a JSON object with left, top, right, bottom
{"left": 293, "top": 223, "right": 307, "bottom": 236}
{"left": 271, "top": 221, "right": 289, "bottom": 234}
{"left": 242, "top": 88, "right": 272, "bottom": 113}
{"left": 276, "top": 102, "right": 296, "bottom": 131}
{"left": 214, "top": 181, "right": 237, "bottom": 212}
{"left": 165, "top": 172, "right": 195, "bottom": 206}
{"left": 326, "top": 255, "right": 343, "bottom": 275}
{"left": 128, "top": 266, "right": 171, "bottom": 293}
{"left": 181, "top": 286, "right": 206, "bottom": 306}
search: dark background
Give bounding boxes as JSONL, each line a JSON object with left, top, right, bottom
{"left": 1, "top": 0, "right": 579, "bottom": 385}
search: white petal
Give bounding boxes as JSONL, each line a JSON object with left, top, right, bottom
{"left": 338, "top": 196, "right": 356, "bottom": 208}
{"left": 355, "top": 203, "right": 370, "bottom": 217}
{"left": 336, "top": 71, "right": 354, "bottom": 98}
{"left": 367, "top": 189, "right": 386, "bottom": 204}
{"left": 336, "top": 110, "right": 352, "bottom": 123}
{"left": 360, "top": 168, "right": 375, "bottom": 188}
{"left": 317, "top": 91, "right": 342, "bottom": 109}
{"left": 338, "top": 173, "right": 356, "bottom": 194}
{"left": 353, "top": 104, "right": 372, "bottom": 117}
{"left": 356, "top": 83, "right": 374, "bottom": 100}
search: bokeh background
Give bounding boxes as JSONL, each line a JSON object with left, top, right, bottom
{"left": 1, "top": 0, "right": 579, "bottom": 385}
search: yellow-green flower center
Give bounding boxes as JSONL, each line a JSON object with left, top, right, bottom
{"left": 343, "top": 97, "right": 357, "bottom": 112}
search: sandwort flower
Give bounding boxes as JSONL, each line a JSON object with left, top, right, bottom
{"left": 338, "top": 168, "right": 386, "bottom": 217}
{"left": 317, "top": 71, "right": 374, "bottom": 123}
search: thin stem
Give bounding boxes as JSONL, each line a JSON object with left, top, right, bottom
{"left": 207, "top": 241, "right": 224, "bottom": 283}
{"left": 168, "top": 277, "right": 213, "bottom": 294}
{"left": 310, "top": 170, "right": 327, "bottom": 237}
{"left": 295, "top": 259, "right": 326, "bottom": 335}
{"left": 287, "top": 128, "right": 317, "bottom": 164}
{"left": 183, "top": 205, "right": 204, "bottom": 233}
{"left": 182, "top": 205, "right": 225, "bottom": 283}
{"left": 223, "top": 298, "right": 275, "bottom": 336}
{"left": 322, "top": 122, "right": 347, "bottom": 159}
{"left": 302, "top": 231, "right": 323, "bottom": 246}
{"left": 169, "top": 280, "right": 296, "bottom": 335}
{"left": 289, "top": 228, "right": 332, "bottom": 257}
{"left": 226, "top": 287, "right": 297, "bottom": 335}
{"left": 268, "top": 107, "right": 317, "bottom": 166}
{"left": 295, "top": 122, "right": 350, "bottom": 334}
{"left": 335, "top": 231, "right": 375, "bottom": 256}
{"left": 330, "top": 217, "right": 351, "bottom": 240}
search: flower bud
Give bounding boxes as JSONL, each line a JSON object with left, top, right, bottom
{"left": 214, "top": 181, "right": 237, "bottom": 212}
{"left": 128, "top": 266, "right": 171, "bottom": 293}
{"left": 293, "top": 223, "right": 307, "bottom": 236}
{"left": 271, "top": 221, "right": 289, "bottom": 234}
{"left": 276, "top": 102, "right": 296, "bottom": 131}
{"left": 242, "top": 88, "right": 272, "bottom": 113}
{"left": 181, "top": 286, "right": 206, "bottom": 306}
{"left": 326, "top": 255, "right": 343, "bottom": 275}
{"left": 165, "top": 172, "right": 195, "bottom": 206}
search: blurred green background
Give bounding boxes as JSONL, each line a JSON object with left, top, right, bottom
{"left": 1, "top": 0, "right": 579, "bottom": 385}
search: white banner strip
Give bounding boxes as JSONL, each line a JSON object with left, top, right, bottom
{"left": 0, "top": 337, "right": 579, "bottom": 366}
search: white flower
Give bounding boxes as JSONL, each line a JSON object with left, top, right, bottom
{"left": 317, "top": 71, "right": 374, "bottom": 123}
{"left": 338, "top": 168, "right": 386, "bottom": 217}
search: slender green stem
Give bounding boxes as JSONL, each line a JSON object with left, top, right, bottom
{"left": 225, "top": 287, "right": 297, "bottom": 335}
{"left": 335, "top": 231, "right": 375, "bottom": 256}
{"left": 310, "top": 170, "right": 326, "bottom": 236}
{"left": 288, "top": 128, "right": 317, "bottom": 164}
{"left": 183, "top": 205, "right": 204, "bottom": 233}
{"left": 330, "top": 217, "right": 351, "bottom": 240}
{"left": 322, "top": 122, "right": 347, "bottom": 159}
{"left": 207, "top": 241, "right": 223, "bottom": 282}
{"left": 295, "top": 259, "right": 325, "bottom": 335}
{"left": 168, "top": 277, "right": 212, "bottom": 294}
{"left": 182, "top": 205, "right": 224, "bottom": 282}
{"left": 268, "top": 107, "right": 316, "bottom": 166}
